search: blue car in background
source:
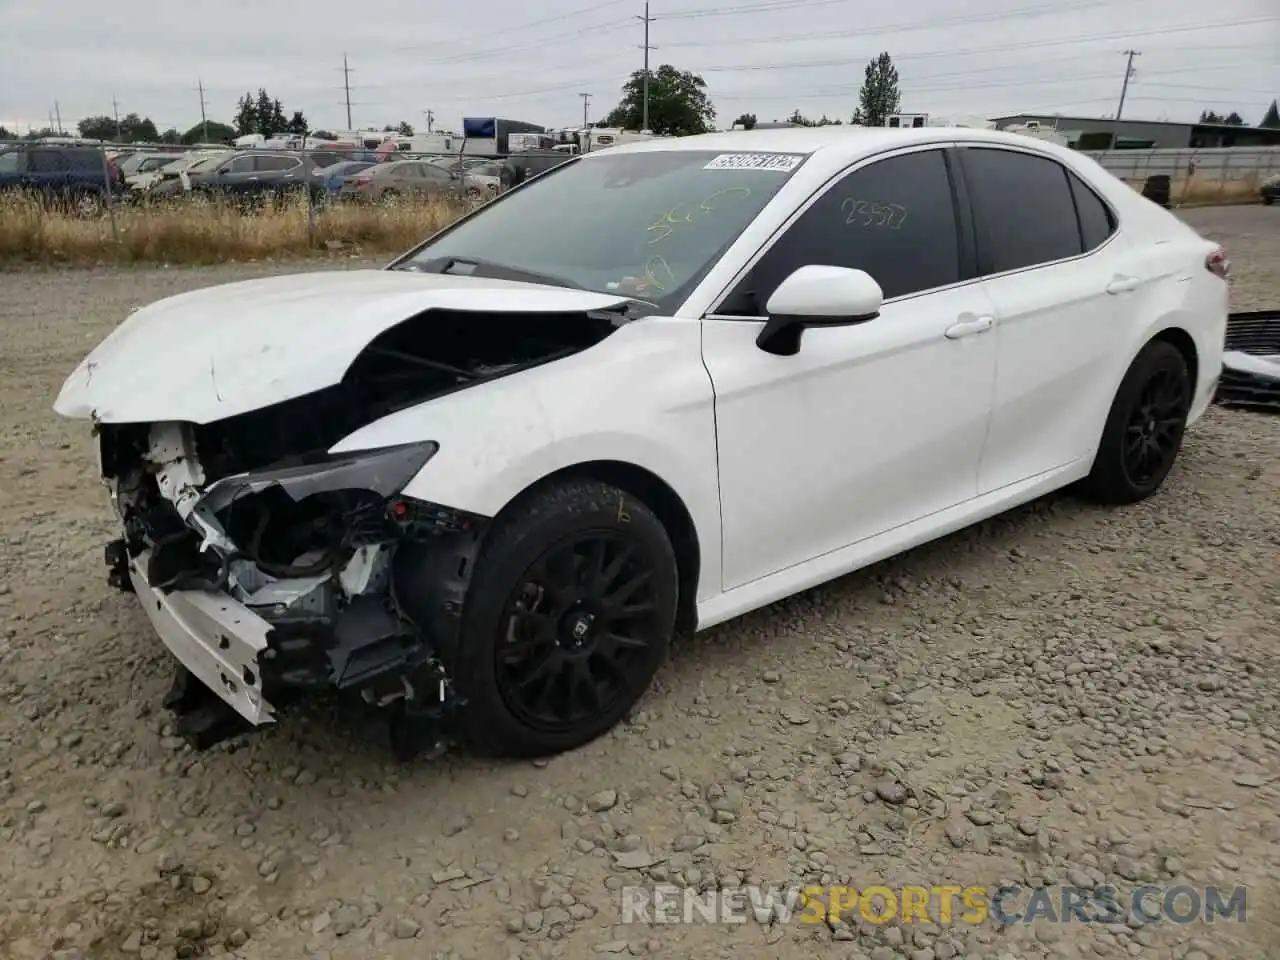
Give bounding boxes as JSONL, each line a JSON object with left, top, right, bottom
{"left": 313, "top": 158, "right": 377, "bottom": 201}
{"left": 0, "top": 143, "right": 126, "bottom": 212}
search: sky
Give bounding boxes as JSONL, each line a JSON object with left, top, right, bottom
{"left": 0, "top": 0, "right": 1277, "bottom": 136}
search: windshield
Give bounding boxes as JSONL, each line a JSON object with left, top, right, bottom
{"left": 392, "top": 149, "right": 808, "bottom": 310}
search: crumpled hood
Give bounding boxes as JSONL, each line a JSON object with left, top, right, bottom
{"left": 53, "top": 269, "right": 633, "bottom": 424}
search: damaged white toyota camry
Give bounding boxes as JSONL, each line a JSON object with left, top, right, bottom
{"left": 54, "top": 127, "right": 1228, "bottom": 760}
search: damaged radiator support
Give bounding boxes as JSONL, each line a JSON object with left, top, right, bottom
{"left": 100, "top": 421, "right": 489, "bottom": 759}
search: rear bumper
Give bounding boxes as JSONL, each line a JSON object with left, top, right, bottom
{"left": 129, "top": 548, "right": 276, "bottom": 726}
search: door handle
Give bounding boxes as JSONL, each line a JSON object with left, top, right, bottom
{"left": 944, "top": 315, "right": 995, "bottom": 339}
{"left": 1106, "top": 275, "right": 1143, "bottom": 295}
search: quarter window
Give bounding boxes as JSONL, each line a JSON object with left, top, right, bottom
{"left": 1067, "top": 170, "right": 1116, "bottom": 251}
{"left": 960, "top": 147, "right": 1083, "bottom": 273}
{"left": 723, "top": 148, "right": 960, "bottom": 313}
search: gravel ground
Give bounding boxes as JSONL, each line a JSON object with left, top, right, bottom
{"left": 1, "top": 206, "right": 1278, "bottom": 960}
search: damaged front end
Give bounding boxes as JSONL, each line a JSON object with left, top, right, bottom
{"left": 102, "top": 420, "right": 486, "bottom": 757}
{"left": 102, "top": 421, "right": 489, "bottom": 757}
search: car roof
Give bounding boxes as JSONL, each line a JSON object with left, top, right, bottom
{"left": 589, "top": 125, "right": 1075, "bottom": 163}
{"left": 582, "top": 126, "right": 1101, "bottom": 189}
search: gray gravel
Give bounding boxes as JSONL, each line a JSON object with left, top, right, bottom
{"left": 0, "top": 207, "right": 1277, "bottom": 960}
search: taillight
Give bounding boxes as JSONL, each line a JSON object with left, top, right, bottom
{"left": 1206, "top": 247, "right": 1230, "bottom": 278}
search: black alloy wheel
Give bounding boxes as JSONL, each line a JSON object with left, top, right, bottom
{"left": 1083, "top": 339, "right": 1191, "bottom": 504}
{"left": 1121, "top": 366, "right": 1189, "bottom": 487}
{"left": 496, "top": 531, "right": 662, "bottom": 733}
{"left": 448, "top": 477, "right": 678, "bottom": 758}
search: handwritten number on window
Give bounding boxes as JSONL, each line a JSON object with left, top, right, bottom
{"left": 647, "top": 187, "right": 753, "bottom": 244}
{"left": 841, "top": 198, "right": 908, "bottom": 229}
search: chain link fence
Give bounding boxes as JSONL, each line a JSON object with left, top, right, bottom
{"left": 1082, "top": 146, "right": 1280, "bottom": 206}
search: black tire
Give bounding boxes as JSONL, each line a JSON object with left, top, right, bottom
{"left": 450, "top": 478, "right": 678, "bottom": 758}
{"left": 1082, "top": 340, "right": 1191, "bottom": 505}
{"left": 1264, "top": 195, "right": 1275, "bottom": 206}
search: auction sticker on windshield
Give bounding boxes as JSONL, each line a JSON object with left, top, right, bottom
{"left": 703, "top": 153, "right": 805, "bottom": 171}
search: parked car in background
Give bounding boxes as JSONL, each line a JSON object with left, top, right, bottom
{"left": 130, "top": 150, "right": 229, "bottom": 197}
{"left": 313, "top": 159, "right": 376, "bottom": 201}
{"left": 0, "top": 143, "right": 124, "bottom": 212}
{"left": 461, "top": 160, "right": 501, "bottom": 197}
{"left": 191, "top": 150, "right": 344, "bottom": 202}
{"left": 145, "top": 152, "right": 237, "bottom": 200}
{"left": 338, "top": 158, "right": 464, "bottom": 202}
{"left": 118, "top": 151, "right": 186, "bottom": 187}
{"left": 1261, "top": 173, "right": 1279, "bottom": 205}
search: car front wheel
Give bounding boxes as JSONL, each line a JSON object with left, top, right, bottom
{"left": 1083, "top": 339, "right": 1191, "bottom": 504}
{"left": 451, "top": 477, "right": 678, "bottom": 758}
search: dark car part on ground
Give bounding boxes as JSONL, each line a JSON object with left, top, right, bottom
{"left": 1215, "top": 310, "right": 1280, "bottom": 411}
{"left": 99, "top": 306, "right": 635, "bottom": 759}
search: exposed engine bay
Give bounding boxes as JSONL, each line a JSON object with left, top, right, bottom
{"left": 95, "top": 307, "right": 627, "bottom": 757}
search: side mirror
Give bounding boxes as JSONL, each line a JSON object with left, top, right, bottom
{"left": 755, "top": 265, "right": 883, "bottom": 356}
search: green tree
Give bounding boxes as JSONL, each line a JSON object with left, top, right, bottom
{"left": 383, "top": 121, "right": 414, "bottom": 135}
{"left": 732, "top": 113, "right": 756, "bottom": 130}
{"left": 160, "top": 128, "right": 182, "bottom": 144}
{"left": 1199, "top": 109, "right": 1223, "bottom": 123}
{"left": 234, "top": 93, "right": 258, "bottom": 135}
{"left": 286, "top": 110, "right": 308, "bottom": 135}
{"left": 235, "top": 89, "right": 293, "bottom": 136}
{"left": 1261, "top": 99, "right": 1280, "bottom": 128}
{"left": 77, "top": 113, "right": 160, "bottom": 142}
{"left": 604, "top": 64, "right": 716, "bottom": 137}
{"left": 23, "top": 127, "right": 60, "bottom": 140}
{"left": 0, "top": 125, "right": 12, "bottom": 139}
{"left": 181, "top": 121, "right": 237, "bottom": 144}
{"left": 1224, "top": 111, "right": 1245, "bottom": 125}
{"left": 858, "top": 52, "right": 901, "bottom": 127}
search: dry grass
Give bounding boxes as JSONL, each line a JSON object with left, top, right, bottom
{"left": 0, "top": 192, "right": 471, "bottom": 265}
{"left": 1, "top": 172, "right": 1269, "bottom": 266}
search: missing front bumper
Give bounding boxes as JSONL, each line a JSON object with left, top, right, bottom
{"left": 128, "top": 546, "right": 277, "bottom": 726}
{"left": 114, "top": 539, "right": 468, "bottom": 758}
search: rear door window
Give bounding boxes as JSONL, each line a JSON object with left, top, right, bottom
{"left": 960, "top": 147, "right": 1084, "bottom": 274}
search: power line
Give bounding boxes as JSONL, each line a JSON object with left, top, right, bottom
{"left": 637, "top": 2, "right": 656, "bottom": 131}
{"left": 1116, "top": 49, "right": 1141, "bottom": 120}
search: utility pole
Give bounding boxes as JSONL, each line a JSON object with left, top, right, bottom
{"left": 635, "top": 2, "right": 656, "bottom": 132}
{"left": 54, "top": 101, "right": 63, "bottom": 135}
{"left": 579, "top": 92, "right": 591, "bottom": 129}
{"left": 340, "top": 54, "right": 354, "bottom": 131}
{"left": 1116, "top": 49, "right": 1141, "bottom": 122}
{"left": 197, "top": 79, "right": 209, "bottom": 142}
{"left": 112, "top": 96, "right": 122, "bottom": 140}
{"left": 422, "top": 109, "right": 434, "bottom": 133}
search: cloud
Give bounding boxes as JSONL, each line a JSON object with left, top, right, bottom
{"left": 2, "top": 0, "right": 1276, "bottom": 134}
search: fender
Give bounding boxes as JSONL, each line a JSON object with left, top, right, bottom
{"left": 328, "top": 317, "right": 725, "bottom": 601}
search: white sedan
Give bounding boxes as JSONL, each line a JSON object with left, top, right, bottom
{"left": 54, "top": 127, "right": 1228, "bottom": 760}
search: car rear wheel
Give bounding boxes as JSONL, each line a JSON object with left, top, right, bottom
{"left": 450, "top": 478, "right": 678, "bottom": 758}
{"left": 1082, "top": 340, "right": 1191, "bottom": 504}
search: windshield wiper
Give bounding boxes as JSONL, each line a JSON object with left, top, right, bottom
{"left": 401, "top": 256, "right": 584, "bottom": 290}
